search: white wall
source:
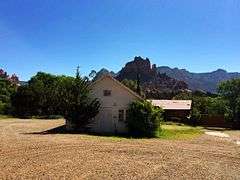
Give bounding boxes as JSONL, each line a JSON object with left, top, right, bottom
{"left": 90, "top": 76, "right": 139, "bottom": 133}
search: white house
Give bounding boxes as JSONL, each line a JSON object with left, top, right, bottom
{"left": 89, "top": 75, "right": 143, "bottom": 133}
{"left": 65, "top": 75, "right": 192, "bottom": 133}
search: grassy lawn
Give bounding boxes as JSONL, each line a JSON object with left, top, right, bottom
{"left": 0, "top": 114, "right": 13, "bottom": 119}
{"left": 158, "top": 122, "right": 203, "bottom": 140}
{"left": 87, "top": 122, "right": 203, "bottom": 141}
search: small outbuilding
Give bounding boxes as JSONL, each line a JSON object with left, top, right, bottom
{"left": 89, "top": 75, "right": 143, "bottom": 134}
{"left": 148, "top": 99, "right": 192, "bottom": 121}
{"left": 66, "top": 74, "right": 192, "bottom": 133}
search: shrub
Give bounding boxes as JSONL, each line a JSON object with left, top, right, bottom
{"left": 0, "top": 101, "right": 6, "bottom": 114}
{"left": 126, "top": 100, "right": 164, "bottom": 137}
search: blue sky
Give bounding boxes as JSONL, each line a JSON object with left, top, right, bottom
{"left": 0, "top": 0, "right": 240, "bottom": 80}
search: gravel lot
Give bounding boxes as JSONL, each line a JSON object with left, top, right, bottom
{"left": 0, "top": 119, "right": 239, "bottom": 180}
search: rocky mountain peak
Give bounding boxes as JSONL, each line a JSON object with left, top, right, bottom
{"left": 116, "top": 57, "right": 188, "bottom": 98}
{"left": 117, "top": 56, "right": 158, "bottom": 82}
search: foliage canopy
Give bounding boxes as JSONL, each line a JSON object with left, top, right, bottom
{"left": 218, "top": 78, "right": 240, "bottom": 128}
{"left": 0, "top": 69, "right": 18, "bottom": 114}
{"left": 11, "top": 68, "right": 100, "bottom": 130}
{"left": 126, "top": 100, "right": 164, "bottom": 137}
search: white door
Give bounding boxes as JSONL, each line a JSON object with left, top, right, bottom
{"left": 100, "top": 108, "right": 114, "bottom": 133}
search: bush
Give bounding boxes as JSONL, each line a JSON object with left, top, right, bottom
{"left": 189, "top": 108, "right": 201, "bottom": 126}
{"left": 126, "top": 100, "right": 164, "bottom": 137}
{"left": 0, "top": 101, "right": 6, "bottom": 114}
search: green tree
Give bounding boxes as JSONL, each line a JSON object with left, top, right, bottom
{"left": 126, "top": 100, "right": 163, "bottom": 137}
{"left": 173, "top": 91, "right": 192, "bottom": 100}
{"left": 173, "top": 91, "right": 210, "bottom": 124}
{"left": 207, "top": 97, "right": 230, "bottom": 117}
{"left": 28, "top": 72, "right": 57, "bottom": 116}
{"left": 218, "top": 79, "right": 240, "bottom": 128}
{"left": 89, "top": 70, "right": 97, "bottom": 80}
{"left": 121, "top": 79, "right": 138, "bottom": 92}
{"left": 0, "top": 69, "right": 18, "bottom": 114}
{"left": 11, "top": 86, "right": 36, "bottom": 117}
{"left": 57, "top": 67, "right": 100, "bottom": 130}
{"left": 136, "top": 73, "right": 141, "bottom": 95}
{"left": 174, "top": 90, "right": 232, "bottom": 125}
{"left": 121, "top": 79, "right": 144, "bottom": 97}
{"left": 12, "top": 68, "right": 101, "bottom": 129}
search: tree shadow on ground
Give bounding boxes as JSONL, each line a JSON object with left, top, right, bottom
{"left": 23, "top": 125, "right": 134, "bottom": 138}
{"left": 26, "top": 125, "right": 72, "bottom": 134}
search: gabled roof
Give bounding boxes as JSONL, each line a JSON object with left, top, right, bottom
{"left": 90, "top": 75, "right": 143, "bottom": 100}
{"left": 148, "top": 99, "right": 192, "bottom": 110}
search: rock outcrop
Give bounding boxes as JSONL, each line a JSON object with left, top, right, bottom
{"left": 116, "top": 56, "right": 188, "bottom": 98}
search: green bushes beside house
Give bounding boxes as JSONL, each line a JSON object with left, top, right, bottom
{"left": 126, "top": 100, "right": 164, "bottom": 137}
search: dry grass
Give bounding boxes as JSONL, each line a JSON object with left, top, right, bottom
{"left": 0, "top": 119, "right": 239, "bottom": 179}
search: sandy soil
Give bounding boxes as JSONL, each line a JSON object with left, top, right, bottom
{"left": 0, "top": 119, "right": 240, "bottom": 180}
{"left": 205, "top": 131, "right": 230, "bottom": 138}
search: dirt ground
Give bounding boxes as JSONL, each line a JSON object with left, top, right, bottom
{"left": 0, "top": 119, "right": 239, "bottom": 180}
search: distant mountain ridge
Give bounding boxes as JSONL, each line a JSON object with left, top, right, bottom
{"left": 157, "top": 66, "right": 240, "bottom": 93}
{"left": 94, "top": 57, "right": 240, "bottom": 93}
{"left": 93, "top": 68, "right": 117, "bottom": 81}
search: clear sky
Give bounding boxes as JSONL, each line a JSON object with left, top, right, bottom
{"left": 0, "top": 0, "right": 240, "bottom": 80}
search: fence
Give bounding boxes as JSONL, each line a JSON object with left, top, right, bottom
{"left": 200, "top": 114, "right": 230, "bottom": 128}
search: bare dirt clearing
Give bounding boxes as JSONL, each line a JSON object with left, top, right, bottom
{"left": 0, "top": 119, "right": 240, "bottom": 179}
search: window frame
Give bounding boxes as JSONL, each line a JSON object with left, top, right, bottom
{"left": 126, "top": 109, "right": 130, "bottom": 121}
{"left": 103, "top": 90, "right": 111, "bottom": 96}
{"left": 118, "top": 109, "right": 124, "bottom": 122}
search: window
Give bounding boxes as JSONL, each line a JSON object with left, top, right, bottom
{"left": 103, "top": 90, "right": 111, "bottom": 96}
{"left": 118, "top": 110, "right": 124, "bottom": 122}
{"left": 126, "top": 110, "right": 130, "bottom": 121}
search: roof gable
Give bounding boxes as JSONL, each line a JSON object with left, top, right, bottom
{"left": 90, "top": 75, "right": 143, "bottom": 100}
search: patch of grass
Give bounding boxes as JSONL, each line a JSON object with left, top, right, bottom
{"left": 25, "top": 118, "right": 202, "bottom": 140}
{"left": 0, "top": 114, "right": 13, "bottom": 119}
{"left": 74, "top": 123, "right": 203, "bottom": 141}
{"left": 32, "top": 115, "right": 63, "bottom": 119}
{"left": 158, "top": 123, "right": 203, "bottom": 140}
{"left": 83, "top": 124, "right": 202, "bottom": 141}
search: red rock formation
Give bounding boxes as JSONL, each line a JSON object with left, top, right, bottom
{"left": 116, "top": 56, "right": 188, "bottom": 98}
{"left": 117, "top": 56, "right": 158, "bottom": 82}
